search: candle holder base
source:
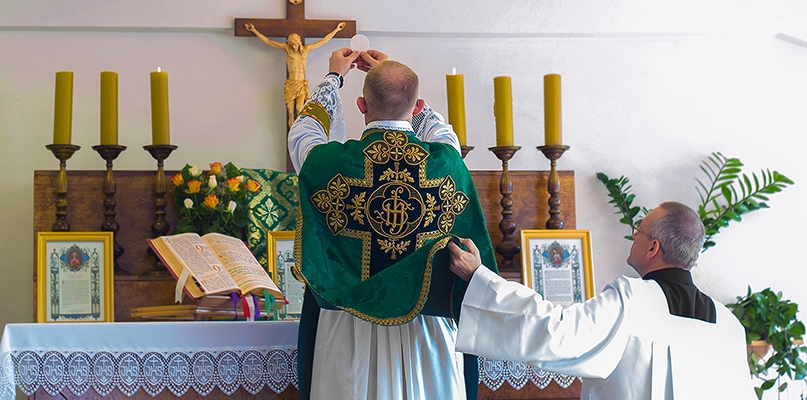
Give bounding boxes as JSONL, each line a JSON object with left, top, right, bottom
{"left": 488, "top": 145, "right": 521, "bottom": 273}
{"left": 46, "top": 144, "right": 81, "bottom": 231}
{"left": 93, "top": 145, "right": 127, "bottom": 268}
{"left": 144, "top": 144, "right": 177, "bottom": 274}
{"left": 537, "top": 145, "right": 570, "bottom": 229}
{"left": 460, "top": 145, "right": 474, "bottom": 159}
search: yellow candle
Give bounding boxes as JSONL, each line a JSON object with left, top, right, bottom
{"left": 100, "top": 71, "right": 118, "bottom": 145}
{"left": 544, "top": 74, "right": 562, "bottom": 146}
{"left": 446, "top": 68, "right": 467, "bottom": 146}
{"left": 150, "top": 68, "right": 170, "bottom": 145}
{"left": 53, "top": 71, "right": 74, "bottom": 145}
{"left": 493, "top": 76, "right": 514, "bottom": 147}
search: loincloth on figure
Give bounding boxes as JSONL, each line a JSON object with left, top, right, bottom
{"left": 284, "top": 79, "right": 309, "bottom": 105}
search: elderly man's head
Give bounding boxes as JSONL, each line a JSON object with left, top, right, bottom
{"left": 627, "top": 201, "right": 705, "bottom": 275}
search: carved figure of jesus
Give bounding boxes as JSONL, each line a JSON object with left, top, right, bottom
{"left": 245, "top": 21, "right": 346, "bottom": 128}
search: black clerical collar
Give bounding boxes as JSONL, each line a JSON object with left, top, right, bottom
{"left": 643, "top": 268, "right": 695, "bottom": 285}
{"left": 643, "top": 268, "right": 716, "bottom": 323}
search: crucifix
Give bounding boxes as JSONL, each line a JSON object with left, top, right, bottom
{"left": 235, "top": 0, "right": 357, "bottom": 172}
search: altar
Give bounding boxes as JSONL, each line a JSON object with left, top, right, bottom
{"left": 1, "top": 321, "right": 580, "bottom": 399}
{"left": 29, "top": 169, "right": 581, "bottom": 399}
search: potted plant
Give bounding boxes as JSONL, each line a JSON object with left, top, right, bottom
{"left": 596, "top": 152, "right": 793, "bottom": 251}
{"left": 726, "top": 287, "right": 807, "bottom": 399}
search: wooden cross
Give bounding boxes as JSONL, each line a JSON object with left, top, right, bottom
{"left": 235, "top": 0, "right": 357, "bottom": 172}
{"left": 235, "top": 0, "right": 356, "bottom": 40}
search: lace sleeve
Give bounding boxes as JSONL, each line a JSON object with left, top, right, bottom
{"left": 288, "top": 77, "right": 347, "bottom": 171}
{"left": 306, "top": 76, "right": 346, "bottom": 143}
{"left": 412, "top": 101, "right": 460, "bottom": 153}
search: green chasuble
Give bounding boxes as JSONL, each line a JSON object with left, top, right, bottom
{"left": 295, "top": 128, "right": 497, "bottom": 399}
{"left": 295, "top": 128, "right": 496, "bottom": 323}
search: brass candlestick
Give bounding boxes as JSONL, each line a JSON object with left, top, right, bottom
{"left": 144, "top": 144, "right": 177, "bottom": 273}
{"left": 489, "top": 145, "right": 521, "bottom": 274}
{"left": 460, "top": 145, "right": 474, "bottom": 159}
{"left": 46, "top": 144, "right": 81, "bottom": 231}
{"left": 93, "top": 145, "right": 127, "bottom": 268}
{"left": 537, "top": 145, "right": 570, "bottom": 229}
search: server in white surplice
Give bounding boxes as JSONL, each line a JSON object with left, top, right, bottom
{"left": 447, "top": 201, "right": 756, "bottom": 400}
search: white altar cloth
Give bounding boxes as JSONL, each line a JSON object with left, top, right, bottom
{"left": 0, "top": 321, "right": 298, "bottom": 399}
{"left": 0, "top": 321, "right": 577, "bottom": 399}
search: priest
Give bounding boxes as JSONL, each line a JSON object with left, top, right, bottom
{"left": 288, "top": 48, "right": 496, "bottom": 399}
{"left": 447, "top": 201, "right": 756, "bottom": 399}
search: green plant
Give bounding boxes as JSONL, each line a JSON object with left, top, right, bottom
{"left": 597, "top": 152, "right": 794, "bottom": 251}
{"left": 726, "top": 287, "right": 807, "bottom": 399}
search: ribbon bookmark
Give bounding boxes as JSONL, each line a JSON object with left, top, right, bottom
{"left": 244, "top": 294, "right": 257, "bottom": 321}
{"left": 174, "top": 267, "right": 191, "bottom": 303}
{"left": 264, "top": 289, "right": 279, "bottom": 321}
{"left": 230, "top": 293, "right": 239, "bottom": 321}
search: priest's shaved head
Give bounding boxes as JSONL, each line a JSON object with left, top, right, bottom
{"left": 361, "top": 60, "right": 420, "bottom": 121}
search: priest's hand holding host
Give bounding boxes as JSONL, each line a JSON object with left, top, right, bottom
{"left": 447, "top": 201, "right": 756, "bottom": 400}
{"left": 327, "top": 48, "right": 388, "bottom": 76}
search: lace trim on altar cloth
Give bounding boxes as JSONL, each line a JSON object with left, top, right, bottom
{"left": 478, "top": 357, "right": 581, "bottom": 391}
{"left": 0, "top": 347, "right": 297, "bottom": 399}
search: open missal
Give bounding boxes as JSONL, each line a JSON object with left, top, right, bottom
{"left": 148, "top": 232, "right": 284, "bottom": 301}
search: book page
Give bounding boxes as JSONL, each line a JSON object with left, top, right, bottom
{"left": 161, "top": 234, "right": 239, "bottom": 295}
{"left": 202, "top": 233, "right": 283, "bottom": 298}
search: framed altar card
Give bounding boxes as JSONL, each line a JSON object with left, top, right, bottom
{"left": 36, "top": 231, "right": 114, "bottom": 322}
{"left": 520, "top": 229, "right": 594, "bottom": 307}
{"left": 267, "top": 231, "right": 304, "bottom": 320}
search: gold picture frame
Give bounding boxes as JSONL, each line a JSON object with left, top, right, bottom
{"left": 267, "top": 230, "right": 304, "bottom": 320}
{"left": 520, "top": 229, "right": 594, "bottom": 306}
{"left": 37, "top": 231, "right": 114, "bottom": 322}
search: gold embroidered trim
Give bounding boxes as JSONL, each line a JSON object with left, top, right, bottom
{"left": 342, "top": 229, "right": 372, "bottom": 280}
{"left": 299, "top": 101, "right": 331, "bottom": 138}
{"left": 338, "top": 236, "right": 453, "bottom": 326}
{"left": 293, "top": 207, "right": 304, "bottom": 282}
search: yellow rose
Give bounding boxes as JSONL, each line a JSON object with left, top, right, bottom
{"left": 186, "top": 180, "right": 202, "bottom": 194}
{"left": 171, "top": 173, "right": 184, "bottom": 187}
{"left": 246, "top": 179, "right": 261, "bottom": 193}
{"left": 204, "top": 194, "right": 219, "bottom": 209}
{"left": 209, "top": 162, "right": 222, "bottom": 175}
{"left": 227, "top": 177, "right": 242, "bottom": 192}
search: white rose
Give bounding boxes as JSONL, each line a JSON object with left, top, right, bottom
{"left": 189, "top": 165, "right": 201, "bottom": 177}
{"left": 184, "top": 198, "right": 194, "bottom": 209}
{"left": 208, "top": 175, "right": 218, "bottom": 189}
{"left": 226, "top": 201, "right": 237, "bottom": 213}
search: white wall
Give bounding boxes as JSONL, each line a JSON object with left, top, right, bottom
{"left": 2, "top": 1, "right": 806, "bottom": 396}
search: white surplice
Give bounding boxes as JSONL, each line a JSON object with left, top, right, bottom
{"left": 456, "top": 267, "right": 756, "bottom": 400}
{"left": 289, "top": 76, "right": 466, "bottom": 400}
{"left": 311, "top": 311, "right": 466, "bottom": 400}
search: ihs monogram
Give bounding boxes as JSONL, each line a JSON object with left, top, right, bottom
{"left": 310, "top": 130, "right": 469, "bottom": 278}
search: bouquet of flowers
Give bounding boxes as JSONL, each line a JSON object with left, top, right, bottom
{"left": 172, "top": 162, "right": 262, "bottom": 238}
